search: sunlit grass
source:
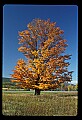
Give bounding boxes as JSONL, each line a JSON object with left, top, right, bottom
{"left": 2, "top": 91, "right": 78, "bottom": 116}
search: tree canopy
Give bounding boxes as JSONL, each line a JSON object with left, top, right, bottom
{"left": 11, "top": 18, "right": 73, "bottom": 95}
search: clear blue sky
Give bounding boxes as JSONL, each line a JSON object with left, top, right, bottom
{"left": 3, "top": 5, "right": 78, "bottom": 85}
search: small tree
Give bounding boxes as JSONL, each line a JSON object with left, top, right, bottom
{"left": 11, "top": 18, "right": 73, "bottom": 95}
{"left": 60, "top": 83, "right": 65, "bottom": 91}
{"left": 75, "top": 83, "right": 78, "bottom": 91}
{"left": 67, "top": 85, "right": 72, "bottom": 91}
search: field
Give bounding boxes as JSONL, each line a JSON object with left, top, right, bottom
{"left": 2, "top": 91, "right": 78, "bottom": 116}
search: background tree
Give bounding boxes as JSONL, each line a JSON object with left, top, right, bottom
{"left": 60, "top": 83, "right": 65, "bottom": 91}
{"left": 11, "top": 18, "right": 73, "bottom": 95}
{"left": 67, "top": 84, "right": 74, "bottom": 91}
{"left": 75, "top": 83, "right": 78, "bottom": 91}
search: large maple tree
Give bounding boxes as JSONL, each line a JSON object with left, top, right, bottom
{"left": 11, "top": 19, "right": 73, "bottom": 95}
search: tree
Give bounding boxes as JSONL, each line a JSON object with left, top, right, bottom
{"left": 60, "top": 83, "right": 65, "bottom": 91}
{"left": 75, "top": 83, "right": 78, "bottom": 91}
{"left": 67, "top": 84, "right": 75, "bottom": 91}
{"left": 67, "top": 85, "right": 72, "bottom": 91}
{"left": 11, "top": 18, "right": 73, "bottom": 95}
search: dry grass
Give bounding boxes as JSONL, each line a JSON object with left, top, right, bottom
{"left": 2, "top": 91, "right": 78, "bottom": 116}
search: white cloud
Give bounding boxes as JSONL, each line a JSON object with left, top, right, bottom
{"left": 70, "top": 80, "right": 78, "bottom": 85}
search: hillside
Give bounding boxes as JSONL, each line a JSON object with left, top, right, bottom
{"left": 2, "top": 77, "right": 77, "bottom": 91}
{"left": 2, "top": 77, "right": 11, "bottom": 82}
{"left": 2, "top": 77, "right": 16, "bottom": 89}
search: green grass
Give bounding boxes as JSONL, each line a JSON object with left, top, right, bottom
{"left": 2, "top": 91, "right": 78, "bottom": 116}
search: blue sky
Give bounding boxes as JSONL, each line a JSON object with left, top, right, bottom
{"left": 3, "top": 5, "right": 78, "bottom": 85}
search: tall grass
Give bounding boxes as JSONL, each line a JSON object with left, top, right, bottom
{"left": 2, "top": 91, "right": 78, "bottom": 116}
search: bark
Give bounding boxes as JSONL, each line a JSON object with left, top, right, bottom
{"left": 35, "top": 88, "right": 40, "bottom": 95}
{"left": 34, "top": 74, "right": 40, "bottom": 95}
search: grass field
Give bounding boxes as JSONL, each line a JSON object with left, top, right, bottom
{"left": 2, "top": 91, "right": 78, "bottom": 116}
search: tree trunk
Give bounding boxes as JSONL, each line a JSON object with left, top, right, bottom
{"left": 35, "top": 88, "right": 40, "bottom": 95}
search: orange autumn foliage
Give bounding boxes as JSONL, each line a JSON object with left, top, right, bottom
{"left": 11, "top": 18, "right": 73, "bottom": 91}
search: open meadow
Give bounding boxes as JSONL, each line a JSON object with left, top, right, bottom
{"left": 2, "top": 91, "right": 78, "bottom": 116}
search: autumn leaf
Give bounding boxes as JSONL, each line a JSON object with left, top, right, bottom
{"left": 11, "top": 18, "right": 73, "bottom": 95}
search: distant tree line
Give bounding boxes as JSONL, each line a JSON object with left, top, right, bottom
{"left": 56, "top": 83, "right": 78, "bottom": 91}
{"left": 2, "top": 78, "right": 78, "bottom": 91}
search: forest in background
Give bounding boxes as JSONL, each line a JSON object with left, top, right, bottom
{"left": 2, "top": 77, "right": 78, "bottom": 91}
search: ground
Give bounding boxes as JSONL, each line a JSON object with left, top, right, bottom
{"left": 2, "top": 91, "right": 78, "bottom": 116}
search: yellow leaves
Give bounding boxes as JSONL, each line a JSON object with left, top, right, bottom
{"left": 11, "top": 79, "right": 20, "bottom": 82}
{"left": 33, "top": 58, "right": 39, "bottom": 63}
{"left": 27, "top": 24, "right": 30, "bottom": 28}
{"left": 27, "top": 24, "right": 33, "bottom": 30}
{"left": 51, "top": 84, "right": 58, "bottom": 89}
{"left": 33, "top": 74, "right": 38, "bottom": 79}
{"left": 44, "top": 84, "right": 49, "bottom": 89}
{"left": 56, "top": 27, "right": 60, "bottom": 31}
{"left": 32, "top": 85, "right": 39, "bottom": 89}
{"left": 32, "top": 36, "right": 36, "bottom": 39}
{"left": 25, "top": 78, "right": 30, "bottom": 83}
{"left": 29, "top": 41, "right": 33, "bottom": 45}
{"left": 32, "top": 58, "right": 44, "bottom": 74}
{"left": 24, "top": 30, "right": 30, "bottom": 35}
{"left": 38, "top": 86, "right": 44, "bottom": 90}
{"left": 43, "top": 41, "right": 50, "bottom": 49}
{"left": 36, "top": 60, "right": 43, "bottom": 69}
{"left": 18, "top": 31, "right": 24, "bottom": 36}
{"left": 32, "top": 67, "right": 36, "bottom": 72}
{"left": 65, "top": 63, "right": 69, "bottom": 67}
{"left": 29, "top": 59, "right": 32, "bottom": 63}
{"left": 17, "top": 59, "right": 25, "bottom": 65}
{"left": 33, "top": 83, "right": 48, "bottom": 90}
{"left": 41, "top": 64, "right": 45, "bottom": 70}
{"left": 11, "top": 79, "right": 15, "bottom": 82}
{"left": 41, "top": 48, "right": 50, "bottom": 59}
{"left": 38, "top": 83, "right": 50, "bottom": 90}
{"left": 37, "top": 69, "right": 40, "bottom": 74}
{"left": 28, "top": 64, "right": 32, "bottom": 69}
{"left": 31, "top": 50, "right": 39, "bottom": 57}
{"left": 11, "top": 59, "right": 27, "bottom": 81}
{"left": 59, "top": 30, "right": 64, "bottom": 34}
{"left": 18, "top": 39, "right": 26, "bottom": 44}
{"left": 50, "top": 21, "right": 56, "bottom": 27}
{"left": 14, "top": 66, "right": 20, "bottom": 71}
{"left": 11, "top": 18, "right": 73, "bottom": 91}
{"left": 58, "top": 79, "right": 63, "bottom": 83}
{"left": 33, "top": 67, "right": 41, "bottom": 74}
{"left": 18, "top": 46, "right": 28, "bottom": 52}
